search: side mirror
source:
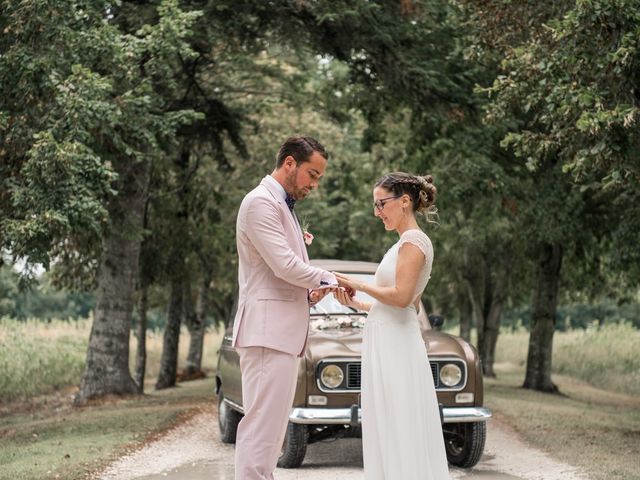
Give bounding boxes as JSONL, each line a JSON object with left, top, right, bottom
{"left": 428, "top": 314, "right": 444, "bottom": 329}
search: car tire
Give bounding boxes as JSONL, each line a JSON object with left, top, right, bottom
{"left": 277, "top": 422, "right": 308, "bottom": 468}
{"left": 444, "top": 421, "right": 486, "bottom": 468}
{"left": 217, "top": 391, "right": 242, "bottom": 444}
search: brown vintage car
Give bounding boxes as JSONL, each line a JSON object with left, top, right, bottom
{"left": 216, "top": 260, "right": 491, "bottom": 469}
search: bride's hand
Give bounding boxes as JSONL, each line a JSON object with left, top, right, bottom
{"left": 334, "top": 286, "right": 357, "bottom": 308}
{"left": 333, "top": 272, "right": 359, "bottom": 293}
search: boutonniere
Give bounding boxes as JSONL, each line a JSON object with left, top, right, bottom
{"left": 303, "top": 230, "right": 314, "bottom": 246}
{"left": 302, "top": 218, "right": 313, "bottom": 246}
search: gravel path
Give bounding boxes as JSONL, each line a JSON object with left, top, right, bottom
{"left": 97, "top": 406, "right": 589, "bottom": 480}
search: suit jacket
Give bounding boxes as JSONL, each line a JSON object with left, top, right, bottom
{"left": 233, "top": 176, "right": 329, "bottom": 356}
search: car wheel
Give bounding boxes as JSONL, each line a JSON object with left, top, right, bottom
{"left": 217, "top": 391, "right": 242, "bottom": 444}
{"left": 277, "top": 422, "right": 308, "bottom": 468}
{"left": 444, "top": 421, "right": 486, "bottom": 468}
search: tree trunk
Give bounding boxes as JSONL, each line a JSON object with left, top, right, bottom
{"left": 155, "top": 267, "right": 184, "bottom": 390}
{"left": 458, "top": 288, "right": 472, "bottom": 343}
{"left": 75, "top": 161, "right": 149, "bottom": 405}
{"left": 184, "top": 272, "right": 206, "bottom": 378}
{"left": 134, "top": 196, "right": 150, "bottom": 393}
{"left": 134, "top": 286, "right": 148, "bottom": 392}
{"left": 482, "top": 289, "right": 503, "bottom": 378}
{"left": 467, "top": 281, "right": 489, "bottom": 374}
{"left": 523, "top": 242, "right": 563, "bottom": 393}
{"left": 155, "top": 147, "right": 192, "bottom": 390}
{"left": 465, "top": 257, "right": 506, "bottom": 378}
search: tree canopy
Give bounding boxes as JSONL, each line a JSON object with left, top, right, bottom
{"left": 1, "top": 0, "right": 638, "bottom": 399}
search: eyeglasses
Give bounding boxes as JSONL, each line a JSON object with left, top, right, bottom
{"left": 373, "top": 195, "right": 401, "bottom": 211}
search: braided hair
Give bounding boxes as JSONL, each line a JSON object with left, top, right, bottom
{"left": 375, "top": 172, "right": 438, "bottom": 220}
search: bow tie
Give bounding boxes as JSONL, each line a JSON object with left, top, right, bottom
{"left": 285, "top": 193, "right": 296, "bottom": 212}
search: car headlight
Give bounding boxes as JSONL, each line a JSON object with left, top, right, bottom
{"left": 320, "top": 365, "right": 344, "bottom": 389}
{"left": 439, "top": 363, "right": 462, "bottom": 387}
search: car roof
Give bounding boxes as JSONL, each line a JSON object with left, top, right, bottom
{"left": 310, "top": 259, "right": 378, "bottom": 274}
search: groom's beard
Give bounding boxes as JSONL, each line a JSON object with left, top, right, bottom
{"left": 285, "top": 168, "right": 309, "bottom": 201}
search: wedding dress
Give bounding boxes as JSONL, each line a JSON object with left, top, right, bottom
{"left": 362, "top": 229, "right": 450, "bottom": 479}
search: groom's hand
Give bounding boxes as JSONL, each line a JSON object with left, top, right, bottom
{"left": 309, "top": 288, "right": 329, "bottom": 304}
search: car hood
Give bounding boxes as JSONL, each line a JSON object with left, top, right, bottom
{"left": 422, "top": 330, "right": 469, "bottom": 358}
{"left": 306, "top": 327, "right": 363, "bottom": 363}
{"left": 305, "top": 323, "right": 470, "bottom": 364}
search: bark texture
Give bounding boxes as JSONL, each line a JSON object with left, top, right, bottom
{"left": 464, "top": 254, "right": 507, "bottom": 378}
{"left": 156, "top": 264, "right": 184, "bottom": 389}
{"left": 458, "top": 288, "right": 473, "bottom": 343}
{"left": 156, "top": 148, "right": 190, "bottom": 390}
{"left": 75, "top": 161, "right": 148, "bottom": 405}
{"left": 134, "top": 286, "right": 148, "bottom": 392}
{"left": 523, "top": 242, "right": 562, "bottom": 393}
{"left": 184, "top": 273, "right": 209, "bottom": 377}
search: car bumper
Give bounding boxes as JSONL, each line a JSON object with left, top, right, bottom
{"left": 288, "top": 405, "right": 492, "bottom": 426}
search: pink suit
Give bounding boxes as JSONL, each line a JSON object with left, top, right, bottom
{"left": 233, "top": 176, "right": 333, "bottom": 479}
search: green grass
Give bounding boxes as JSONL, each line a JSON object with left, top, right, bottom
{"left": 450, "top": 322, "right": 640, "bottom": 396}
{"left": 486, "top": 363, "right": 640, "bottom": 480}
{"left": 0, "top": 377, "right": 216, "bottom": 480}
{"left": 0, "top": 318, "right": 88, "bottom": 402}
{"left": 0, "top": 317, "right": 223, "bottom": 403}
{"left": 552, "top": 323, "right": 640, "bottom": 395}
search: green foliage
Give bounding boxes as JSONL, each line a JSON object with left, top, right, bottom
{"left": 413, "top": 114, "right": 532, "bottom": 317}
{"left": 478, "top": 0, "right": 640, "bottom": 284}
{"left": 0, "top": 267, "right": 19, "bottom": 317}
{"left": 0, "top": 266, "right": 95, "bottom": 320}
{"left": 0, "top": 0, "right": 202, "bottom": 282}
{"left": 487, "top": 0, "right": 640, "bottom": 185}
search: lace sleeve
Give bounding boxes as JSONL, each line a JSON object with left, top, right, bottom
{"left": 397, "top": 230, "right": 433, "bottom": 261}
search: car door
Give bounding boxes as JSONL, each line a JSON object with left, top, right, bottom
{"left": 217, "top": 297, "right": 243, "bottom": 405}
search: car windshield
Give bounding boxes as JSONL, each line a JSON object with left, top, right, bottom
{"left": 310, "top": 273, "right": 376, "bottom": 316}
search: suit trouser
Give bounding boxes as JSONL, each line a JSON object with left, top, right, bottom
{"left": 234, "top": 346, "right": 298, "bottom": 480}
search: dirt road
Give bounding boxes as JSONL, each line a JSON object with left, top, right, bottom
{"left": 98, "top": 406, "right": 589, "bottom": 480}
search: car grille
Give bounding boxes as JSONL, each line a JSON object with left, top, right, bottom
{"left": 340, "top": 362, "right": 439, "bottom": 389}
{"left": 431, "top": 362, "right": 439, "bottom": 388}
{"left": 346, "top": 363, "right": 361, "bottom": 389}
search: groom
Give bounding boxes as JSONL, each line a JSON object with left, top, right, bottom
{"left": 233, "top": 135, "right": 338, "bottom": 479}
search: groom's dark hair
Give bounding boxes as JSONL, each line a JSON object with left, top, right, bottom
{"left": 276, "top": 135, "right": 329, "bottom": 168}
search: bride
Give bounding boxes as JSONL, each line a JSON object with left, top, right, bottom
{"left": 334, "top": 172, "right": 450, "bottom": 480}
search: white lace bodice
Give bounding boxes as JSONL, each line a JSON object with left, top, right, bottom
{"left": 374, "top": 229, "right": 433, "bottom": 300}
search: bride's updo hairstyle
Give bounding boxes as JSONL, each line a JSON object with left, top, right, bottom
{"left": 375, "top": 172, "right": 438, "bottom": 222}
